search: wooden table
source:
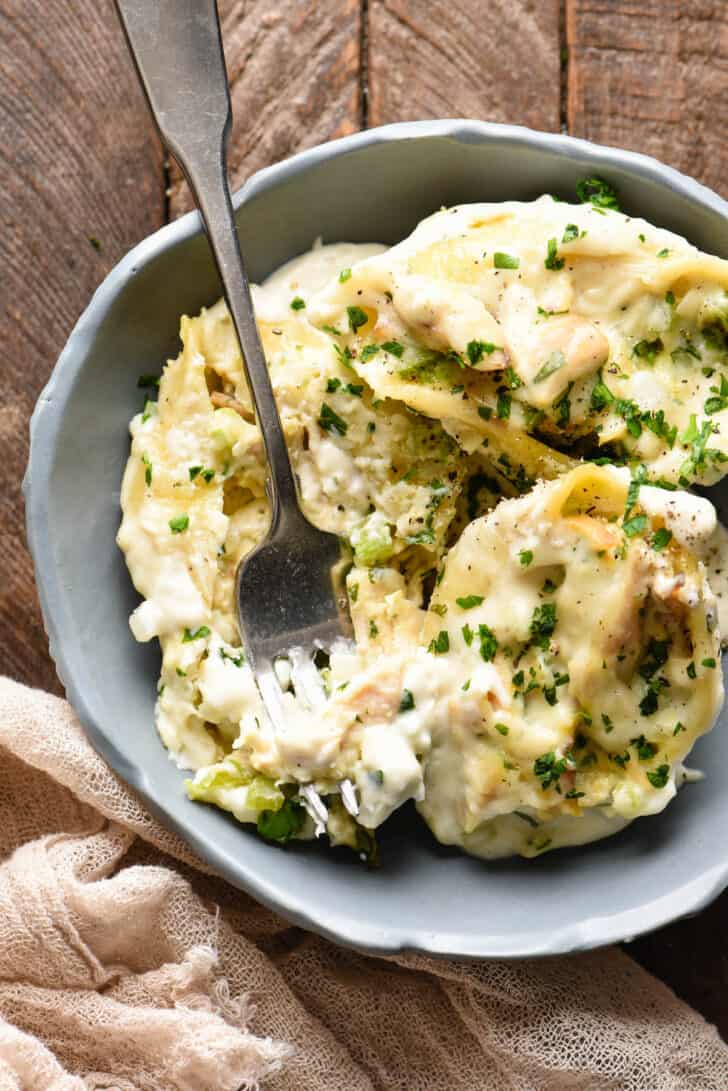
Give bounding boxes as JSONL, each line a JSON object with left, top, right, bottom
{"left": 2, "top": 0, "right": 727, "bottom": 1036}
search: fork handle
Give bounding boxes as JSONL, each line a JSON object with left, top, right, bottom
{"left": 116, "top": 0, "right": 299, "bottom": 516}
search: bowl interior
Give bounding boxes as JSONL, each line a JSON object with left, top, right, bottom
{"left": 28, "top": 122, "right": 728, "bottom": 956}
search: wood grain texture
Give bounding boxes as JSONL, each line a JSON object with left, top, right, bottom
{"left": 0, "top": 0, "right": 164, "bottom": 693}
{"left": 367, "top": 0, "right": 561, "bottom": 130}
{"left": 567, "top": 0, "right": 728, "bottom": 198}
{"left": 168, "top": 0, "right": 362, "bottom": 217}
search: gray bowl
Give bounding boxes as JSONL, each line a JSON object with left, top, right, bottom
{"left": 25, "top": 120, "right": 728, "bottom": 958}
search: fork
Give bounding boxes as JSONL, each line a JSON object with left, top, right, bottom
{"left": 116, "top": 1, "right": 355, "bottom": 823}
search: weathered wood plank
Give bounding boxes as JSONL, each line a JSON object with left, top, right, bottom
{"left": 367, "top": 0, "right": 561, "bottom": 131}
{"left": 0, "top": 0, "right": 165, "bottom": 693}
{"left": 168, "top": 0, "right": 362, "bottom": 217}
{"left": 566, "top": 0, "right": 728, "bottom": 198}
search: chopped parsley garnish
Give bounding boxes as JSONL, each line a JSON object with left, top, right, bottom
{"left": 467, "top": 340, "right": 498, "bottom": 365}
{"left": 182, "top": 625, "right": 210, "bottom": 642}
{"left": 642, "top": 409, "right": 677, "bottom": 447}
{"left": 590, "top": 371, "right": 614, "bottom": 412}
{"left": 339, "top": 267, "right": 352, "bottom": 283}
{"left": 673, "top": 722, "right": 686, "bottom": 735}
{"left": 665, "top": 290, "right": 676, "bottom": 305}
{"left": 639, "top": 638, "right": 670, "bottom": 681}
{"left": 624, "top": 462, "right": 647, "bottom": 518}
{"left": 456, "top": 594, "right": 484, "bottom": 609}
{"left": 631, "top": 734, "right": 658, "bottom": 761}
{"left": 141, "top": 399, "right": 156, "bottom": 423}
{"left": 564, "top": 789, "right": 585, "bottom": 800}
{"left": 477, "top": 405, "right": 493, "bottom": 420}
{"left": 220, "top": 648, "right": 244, "bottom": 667}
{"left": 333, "top": 343, "right": 354, "bottom": 369}
{"left": 678, "top": 417, "right": 728, "bottom": 483}
{"left": 537, "top": 305, "right": 570, "bottom": 318}
{"left": 504, "top": 366, "right": 523, "bottom": 389}
{"left": 344, "top": 383, "right": 364, "bottom": 396}
{"left": 369, "top": 620, "right": 379, "bottom": 639}
{"left": 399, "top": 689, "right": 415, "bottom": 712}
{"left": 576, "top": 176, "right": 621, "bottom": 210}
{"left": 461, "top": 623, "right": 474, "bottom": 646}
{"left": 347, "top": 305, "right": 368, "bottom": 332}
{"left": 137, "top": 373, "right": 160, "bottom": 388}
{"left": 687, "top": 660, "right": 697, "bottom": 679}
{"left": 169, "top": 514, "right": 189, "bottom": 533}
{"left": 646, "top": 764, "right": 670, "bottom": 789}
{"left": 533, "top": 350, "right": 566, "bottom": 384}
{"left": 176, "top": 667, "right": 186, "bottom": 677}
{"left": 360, "top": 344, "right": 380, "bottom": 361}
{"left": 349, "top": 582, "right": 359, "bottom": 603}
{"left": 657, "top": 248, "right": 670, "bottom": 258}
{"left": 493, "top": 252, "right": 520, "bottom": 270}
{"left": 318, "top": 403, "right": 348, "bottom": 436}
{"left": 533, "top": 751, "right": 568, "bottom": 790}
{"left": 478, "top": 624, "right": 498, "bottom": 662}
{"left": 552, "top": 383, "right": 572, "bottom": 427}
{"left": 430, "top": 604, "right": 447, "bottom": 617}
{"left": 651, "top": 527, "right": 672, "bottom": 551}
{"left": 562, "top": 223, "right": 580, "bottom": 243}
{"left": 632, "top": 337, "right": 663, "bottom": 363}
{"left": 290, "top": 296, "right": 306, "bottom": 310}
{"left": 704, "top": 374, "right": 728, "bottom": 415}
{"left": 623, "top": 514, "right": 647, "bottom": 537}
{"left": 428, "top": 630, "right": 450, "bottom": 654}
{"left": 381, "top": 340, "right": 404, "bottom": 357}
{"left": 497, "top": 391, "right": 511, "bottom": 420}
{"left": 544, "top": 237, "right": 565, "bottom": 271}
{"left": 702, "top": 657, "right": 717, "bottom": 669}
{"left": 514, "top": 810, "right": 539, "bottom": 827}
{"left": 543, "top": 686, "right": 557, "bottom": 706}
{"left": 322, "top": 324, "right": 341, "bottom": 336}
{"left": 142, "top": 453, "right": 152, "bottom": 485}
{"left": 326, "top": 377, "right": 342, "bottom": 392}
{"left": 494, "top": 722, "right": 509, "bottom": 736}
{"left": 638, "top": 638, "right": 671, "bottom": 716}
{"left": 602, "top": 713, "right": 614, "bottom": 733}
{"left": 519, "top": 549, "right": 533, "bottom": 567}
{"left": 529, "top": 602, "right": 557, "bottom": 649}
{"left": 257, "top": 799, "right": 306, "bottom": 844}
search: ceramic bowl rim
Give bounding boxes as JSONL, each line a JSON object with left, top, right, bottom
{"left": 24, "top": 118, "right": 728, "bottom": 958}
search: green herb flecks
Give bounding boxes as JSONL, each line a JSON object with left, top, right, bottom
{"left": 493, "top": 252, "right": 520, "bottom": 270}
{"left": 399, "top": 689, "right": 415, "bottom": 712}
{"left": 467, "top": 340, "right": 498, "bottom": 365}
{"left": 257, "top": 799, "right": 306, "bottom": 843}
{"left": 169, "top": 514, "right": 189, "bottom": 534}
{"left": 428, "top": 630, "right": 450, "bottom": 655}
{"left": 347, "top": 305, "right": 368, "bottom": 332}
{"left": 456, "top": 594, "right": 484, "bottom": 609}
{"left": 533, "top": 350, "right": 566, "bottom": 384}
{"left": 576, "top": 176, "right": 621, "bottom": 211}
{"left": 544, "top": 237, "right": 565, "bottom": 271}
{"left": 318, "top": 403, "right": 348, "bottom": 436}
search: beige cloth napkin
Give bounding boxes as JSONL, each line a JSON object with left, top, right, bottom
{"left": 1, "top": 678, "right": 727, "bottom": 1091}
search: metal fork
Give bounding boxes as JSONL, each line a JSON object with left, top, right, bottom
{"left": 116, "top": 1, "right": 354, "bottom": 816}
